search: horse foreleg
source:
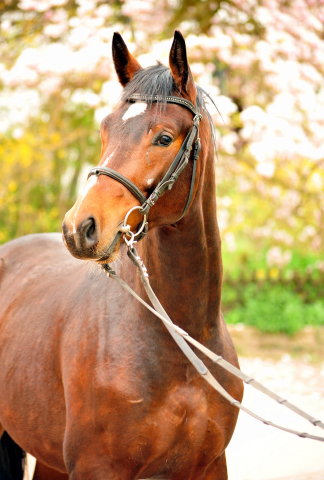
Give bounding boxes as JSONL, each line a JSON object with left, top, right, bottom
{"left": 33, "top": 461, "right": 69, "bottom": 480}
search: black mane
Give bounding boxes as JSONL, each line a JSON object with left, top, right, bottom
{"left": 121, "top": 63, "right": 216, "bottom": 151}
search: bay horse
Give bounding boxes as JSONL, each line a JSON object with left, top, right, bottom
{"left": 0, "top": 31, "right": 243, "bottom": 480}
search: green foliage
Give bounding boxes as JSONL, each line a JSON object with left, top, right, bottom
{"left": 0, "top": 99, "right": 100, "bottom": 245}
{"left": 222, "top": 282, "right": 324, "bottom": 335}
{"left": 222, "top": 237, "right": 324, "bottom": 278}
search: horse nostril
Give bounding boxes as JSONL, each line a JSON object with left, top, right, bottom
{"left": 85, "top": 218, "right": 96, "bottom": 240}
{"left": 80, "top": 217, "right": 98, "bottom": 248}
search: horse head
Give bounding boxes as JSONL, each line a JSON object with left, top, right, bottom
{"left": 62, "top": 31, "right": 212, "bottom": 263}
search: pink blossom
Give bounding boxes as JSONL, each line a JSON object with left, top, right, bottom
{"left": 39, "top": 77, "right": 62, "bottom": 94}
{"left": 255, "top": 161, "right": 275, "bottom": 178}
{"left": 18, "top": 0, "right": 49, "bottom": 11}
{"left": 44, "top": 22, "right": 67, "bottom": 38}
{"left": 49, "top": 0, "right": 68, "bottom": 5}
{"left": 212, "top": 96, "right": 237, "bottom": 125}
{"left": 219, "top": 132, "right": 239, "bottom": 155}
{"left": 1, "top": 20, "right": 12, "bottom": 32}
{"left": 51, "top": 8, "right": 68, "bottom": 23}
{"left": 76, "top": 0, "right": 94, "bottom": 16}
{"left": 95, "top": 4, "right": 113, "bottom": 19}
{"left": 19, "top": 0, "right": 67, "bottom": 11}
{"left": 266, "top": 247, "right": 292, "bottom": 268}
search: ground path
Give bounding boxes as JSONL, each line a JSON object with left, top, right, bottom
{"left": 226, "top": 336, "right": 324, "bottom": 480}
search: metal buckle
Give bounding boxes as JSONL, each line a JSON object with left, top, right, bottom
{"left": 193, "top": 113, "right": 203, "bottom": 123}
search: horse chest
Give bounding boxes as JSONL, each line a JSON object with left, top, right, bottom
{"left": 80, "top": 365, "right": 228, "bottom": 477}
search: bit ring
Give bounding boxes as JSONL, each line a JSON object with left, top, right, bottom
{"left": 122, "top": 206, "right": 147, "bottom": 242}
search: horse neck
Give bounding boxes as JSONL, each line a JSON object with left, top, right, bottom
{"left": 135, "top": 145, "right": 223, "bottom": 339}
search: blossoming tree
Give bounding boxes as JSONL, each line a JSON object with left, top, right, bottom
{"left": 1, "top": 0, "right": 323, "bottom": 272}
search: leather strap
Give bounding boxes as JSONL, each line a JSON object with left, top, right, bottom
{"left": 87, "top": 167, "right": 146, "bottom": 205}
{"left": 176, "top": 137, "right": 201, "bottom": 221}
{"left": 139, "top": 116, "right": 201, "bottom": 217}
{"left": 127, "top": 94, "right": 200, "bottom": 117}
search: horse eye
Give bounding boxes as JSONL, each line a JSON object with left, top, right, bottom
{"left": 157, "top": 135, "right": 172, "bottom": 146}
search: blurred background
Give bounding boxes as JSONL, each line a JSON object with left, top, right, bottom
{"left": 2, "top": 2, "right": 324, "bottom": 479}
{"left": 1, "top": 0, "right": 324, "bottom": 337}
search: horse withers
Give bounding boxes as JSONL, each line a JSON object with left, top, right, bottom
{"left": 0, "top": 31, "right": 243, "bottom": 480}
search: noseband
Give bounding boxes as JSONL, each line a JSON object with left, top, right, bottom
{"left": 87, "top": 94, "right": 202, "bottom": 240}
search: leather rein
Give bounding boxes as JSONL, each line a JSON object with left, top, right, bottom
{"left": 88, "top": 94, "right": 324, "bottom": 442}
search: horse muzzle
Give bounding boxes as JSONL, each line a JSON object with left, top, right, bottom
{"left": 62, "top": 213, "right": 123, "bottom": 263}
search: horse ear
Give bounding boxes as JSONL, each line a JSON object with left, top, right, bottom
{"left": 112, "top": 32, "right": 143, "bottom": 87}
{"left": 169, "top": 31, "right": 197, "bottom": 104}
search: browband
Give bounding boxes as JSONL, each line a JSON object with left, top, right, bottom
{"left": 127, "top": 94, "right": 200, "bottom": 118}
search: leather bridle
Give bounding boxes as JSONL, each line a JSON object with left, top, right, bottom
{"left": 88, "top": 94, "right": 202, "bottom": 240}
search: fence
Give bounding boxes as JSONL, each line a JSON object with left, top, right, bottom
{"left": 222, "top": 269, "right": 323, "bottom": 310}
